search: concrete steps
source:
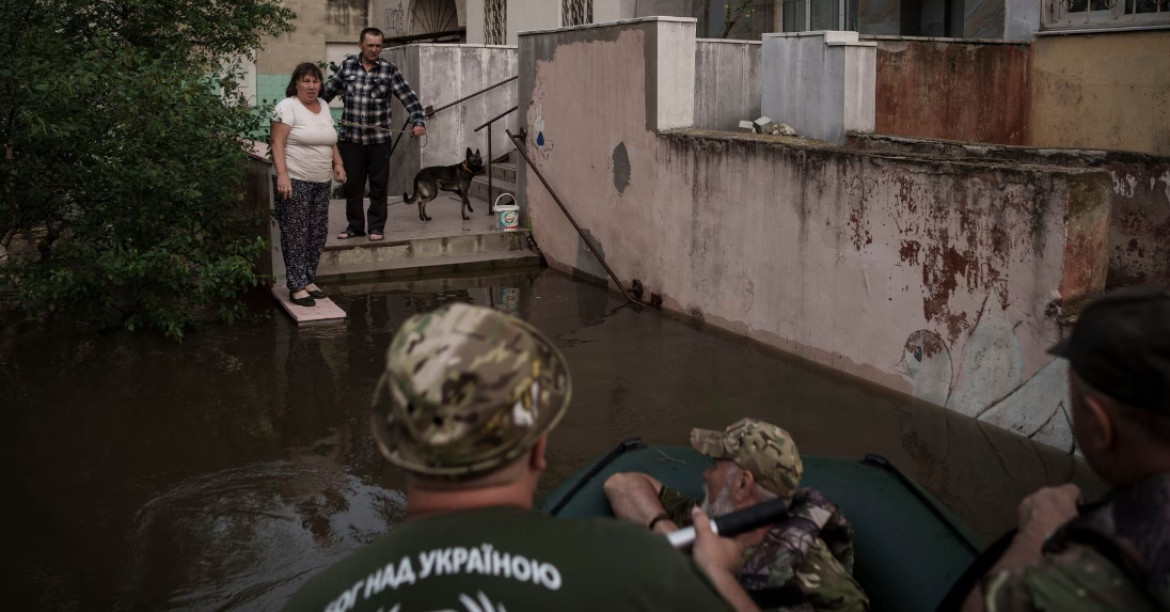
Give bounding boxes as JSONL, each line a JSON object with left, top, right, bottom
{"left": 469, "top": 175, "right": 516, "bottom": 207}
{"left": 318, "top": 230, "right": 529, "bottom": 269}
{"left": 301, "top": 194, "right": 540, "bottom": 285}
{"left": 317, "top": 250, "right": 540, "bottom": 283}
{"left": 327, "top": 269, "right": 540, "bottom": 296}
{"left": 470, "top": 152, "right": 519, "bottom": 208}
{"left": 489, "top": 161, "right": 517, "bottom": 182}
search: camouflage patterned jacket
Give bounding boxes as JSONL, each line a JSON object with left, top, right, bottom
{"left": 984, "top": 471, "right": 1170, "bottom": 611}
{"left": 660, "top": 486, "right": 870, "bottom": 612}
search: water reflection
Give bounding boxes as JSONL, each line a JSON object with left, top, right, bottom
{"left": 0, "top": 269, "right": 1104, "bottom": 610}
{"left": 125, "top": 457, "right": 406, "bottom": 610}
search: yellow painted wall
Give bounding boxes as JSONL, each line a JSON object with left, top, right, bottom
{"left": 1030, "top": 31, "right": 1170, "bottom": 156}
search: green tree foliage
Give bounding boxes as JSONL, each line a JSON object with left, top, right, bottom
{"left": 0, "top": 0, "right": 294, "bottom": 339}
{"left": 722, "top": 0, "right": 756, "bottom": 38}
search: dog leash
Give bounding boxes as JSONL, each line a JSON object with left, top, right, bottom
{"left": 338, "top": 120, "right": 428, "bottom": 148}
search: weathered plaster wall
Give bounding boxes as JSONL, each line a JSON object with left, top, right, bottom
{"left": 384, "top": 44, "right": 519, "bottom": 198}
{"left": 508, "top": 2, "right": 561, "bottom": 45}
{"left": 521, "top": 19, "right": 1113, "bottom": 452}
{"left": 849, "top": 135, "right": 1170, "bottom": 290}
{"left": 465, "top": 0, "right": 485, "bottom": 44}
{"left": 871, "top": 38, "right": 1030, "bottom": 146}
{"left": 256, "top": 0, "right": 370, "bottom": 75}
{"left": 694, "top": 40, "right": 762, "bottom": 130}
{"left": 1030, "top": 31, "right": 1170, "bottom": 157}
{"left": 761, "top": 32, "right": 876, "bottom": 145}
{"left": 252, "top": 0, "right": 372, "bottom": 108}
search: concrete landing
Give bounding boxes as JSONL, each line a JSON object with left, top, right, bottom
{"left": 327, "top": 194, "right": 502, "bottom": 248}
{"left": 308, "top": 195, "right": 540, "bottom": 284}
{"left": 270, "top": 286, "right": 347, "bottom": 324}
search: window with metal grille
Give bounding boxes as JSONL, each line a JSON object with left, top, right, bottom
{"left": 1045, "top": 0, "right": 1170, "bottom": 28}
{"left": 562, "top": 0, "right": 593, "bottom": 27}
{"left": 485, "top": 0, "right": 506, "bottom": 45}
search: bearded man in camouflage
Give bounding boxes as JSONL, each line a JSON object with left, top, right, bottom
{"left": 604, "top": 419, "right": 869, "bottom": 612}
{"left": 283, "top": 303, "right": 765, "bottom": 612}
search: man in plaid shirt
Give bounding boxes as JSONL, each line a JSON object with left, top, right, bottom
{"left": 322, "top": 27, "right": 426, "bottom": 242}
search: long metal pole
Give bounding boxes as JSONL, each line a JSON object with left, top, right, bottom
{"left": 427, "top": 76, "right": 518, "bottom": 117}
{"left": 505, "top": 129, "right": 634, "bottom": 304}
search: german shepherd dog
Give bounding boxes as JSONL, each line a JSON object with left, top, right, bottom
{"left": 403, "top": 148, "right": 485, "bottom": 221}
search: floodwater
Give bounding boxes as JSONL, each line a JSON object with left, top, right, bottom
{"left": 0, "top": 269, "right": 1104, "bottom": 611}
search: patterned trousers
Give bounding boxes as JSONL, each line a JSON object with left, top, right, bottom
{"left": 274, "top": 178, "right": 331, "bottom": 292}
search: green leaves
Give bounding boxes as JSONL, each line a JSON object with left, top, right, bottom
{"left": 0, "top": 0, "right": 291, "bottom": 340}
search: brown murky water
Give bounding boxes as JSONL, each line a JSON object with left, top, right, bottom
{"left": 0, "top": 269, "right": 1104, "bottom": 611}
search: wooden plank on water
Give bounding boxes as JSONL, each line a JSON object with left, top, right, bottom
{"left": 271, "top": 286, "right": 346, "bottom": 324}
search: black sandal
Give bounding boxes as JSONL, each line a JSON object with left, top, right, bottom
{"left": 308, "top": 289, "right": 326, "bottom": 299}
{"left": 337, "top": 229, "right": 365, "bottom": 240}
{"left": 289, "top": 290, "right": 315, "bottom": 307}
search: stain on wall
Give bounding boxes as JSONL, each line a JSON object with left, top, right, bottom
{"left": 873, "top": 40, "right": 1030, "bottom": 146}
{"left": 693, "top": 40, "right": 761, "bottom": 131}
{"left": 612, "top": 142, "right": 631, "bottom": 194}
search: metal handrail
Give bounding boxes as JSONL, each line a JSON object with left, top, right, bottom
{"left": 473, "top": 105, "right": 517, "bottom": 133}
{"left": 427, "top": 75, "right": 517, "bottom": 118}
{"left": 505, "top": 128, "right": 636, "bottom": 304}
{"left": 388, "top": 75, "right": 518, "bottom": 161}
{"left": 474, "top": 106, "right": 519, "bottom": 206}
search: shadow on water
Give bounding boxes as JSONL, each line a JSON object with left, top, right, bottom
{"left": 0, "top": 269, "right": 1104, "bottom": 610}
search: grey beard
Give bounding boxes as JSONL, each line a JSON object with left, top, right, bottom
{"left": 700, "top": 482, "right": 736, "bottom": 517}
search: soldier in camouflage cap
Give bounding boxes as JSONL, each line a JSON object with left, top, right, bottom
{"left": 371, "top": 301, "right": 571, "bottom": 479}
{"left": 284, "top": 302, "right": 763, "bottom": 612}
{"left": 690, "top": 418, "right": 804, "bottom": 505}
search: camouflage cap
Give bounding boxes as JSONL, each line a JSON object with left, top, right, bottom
{"left": 371, "top": 303, "right": 572, "bottom": 480}
{"left": 691, "top": 418, "right": 803, "bottom": 503}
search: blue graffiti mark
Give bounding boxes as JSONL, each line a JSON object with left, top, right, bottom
{"left": 537, "top": 132, "right": 545, "bottom": 146}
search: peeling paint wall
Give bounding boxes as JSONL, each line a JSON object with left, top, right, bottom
{"left": 383, "top": 44, "right": 519, "bottom": 198}
{"left": 1030, "top": 31, "right": 1170, "bottom": 157}
{"left": 848, "top": 135, "right": 1170, "bottom": 290}
{"left": 520, "top": 19, "right": 1114, "bottom": 452}
{"left": 871, "top": 38, "right": 1030, "bottom": 146}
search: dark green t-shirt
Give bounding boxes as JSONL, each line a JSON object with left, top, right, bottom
{"left": 283, "top": 506, "right": 735, "bottom": 612}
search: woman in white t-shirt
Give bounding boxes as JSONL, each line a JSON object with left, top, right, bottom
{"left": 271, "top": 62, "right": 347, "bottom": 308}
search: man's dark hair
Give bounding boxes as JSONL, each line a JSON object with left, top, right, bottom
{"left": 360, "top": 27, "right": 385, "bottom": 43}
{"left": 285, "top": 62, "right": 324, "bottom": 98}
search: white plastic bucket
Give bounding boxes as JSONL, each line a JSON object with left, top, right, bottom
{"left": 494, "top": 193, "right": 520, "bottom": 232}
